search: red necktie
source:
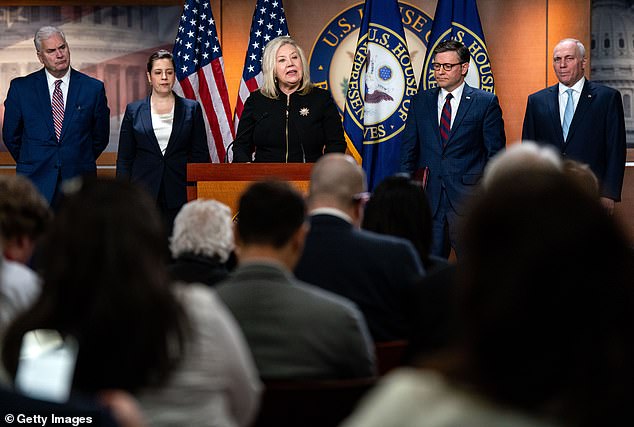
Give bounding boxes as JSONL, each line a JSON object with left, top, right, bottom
{"left": 439, "top": 93, "right": 452, "bottom": 147}
{"left": 52, "top": 79, "right": 64, "bottom": 141}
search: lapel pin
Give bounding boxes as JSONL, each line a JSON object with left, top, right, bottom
{"left": 465, "top": 96, "right": 471, "bottom": 100}
{"left": 299, "top": 107, "right": 310, "bottom": 116}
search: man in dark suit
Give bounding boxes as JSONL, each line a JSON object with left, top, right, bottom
{"left": 400, "top": 40, "right": 505, "bottom": 258}
{"left": 294, "top": 153, "right": 424, "bottom": 342}
{"left": 522, "top": 38, "right": 626, "bottom": 214}
{"left": 2, "top": 26, "right": 110, "bottom": 206}
{"left": 216, "top": 180, "right": 375, "bottom": 380}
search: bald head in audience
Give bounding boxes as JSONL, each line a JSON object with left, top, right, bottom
{"left": 308, "top": 153, "right": 367, "bottom": 227}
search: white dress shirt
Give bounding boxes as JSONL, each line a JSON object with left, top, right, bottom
{"left": 558, "top": 77, "right": 585, "bottom": 125}
{"left": 437, "top": 82, "right": 466, "bottom": 128}
{"left": 44, "top": 68, "right": 70, "bottom": 109}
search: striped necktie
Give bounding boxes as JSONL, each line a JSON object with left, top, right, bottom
{"left": 439, "top": 93, "right": 453, "bottom": 147}
{"left": 52, "top": 79, "right": 64, "bottom": 141}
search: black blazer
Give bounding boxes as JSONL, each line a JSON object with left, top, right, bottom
{"left": 232, "top": 88, "right": 345, "bottom": 162}
{"left": 295, "top": 214, "right": 425, "bottom": 341}
{"left": 116, "top": 94, "right": 209, "bottom": 209}
{"left": 522, "top": 80, "right": 626, "bottom": 200}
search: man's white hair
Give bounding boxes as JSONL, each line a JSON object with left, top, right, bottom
{"left": 170, "top": 199, "right": 234, "bottom": 262}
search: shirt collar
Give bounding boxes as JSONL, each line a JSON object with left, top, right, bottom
{"left": 440, "top": 82, "right": 466, "bottom": 101}
{"left": 559, "top": 77, "right": 585, "bottom": 95}
{"left": 309, "top": 207, "right": 353, "bottom": 224}
{"left": 45, "top": 68, "right": 71, "bottom": 88}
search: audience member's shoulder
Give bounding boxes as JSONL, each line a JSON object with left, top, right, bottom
{"left": 0, "top": 260, "right": 41, "bottom": 320}
{"left": 172, "top": 281, "right": 228, "bottom": 321}
{"left": 293, "top": 278, "right": 362, "bottom": 314}
{"left": 356, "top": 227, "right": 417, "bottom": 250}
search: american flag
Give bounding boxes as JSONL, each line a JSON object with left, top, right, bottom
{"left": 173, "top": 0, "right": 234, "bottom": 163}
{"left": 233, "top": 0, "right": 289, "bottom": 138}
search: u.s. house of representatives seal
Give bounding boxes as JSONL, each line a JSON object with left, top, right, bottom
{"left": 309, "top": 2, "right": 433, "bottom": 115}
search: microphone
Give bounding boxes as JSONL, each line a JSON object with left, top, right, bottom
{"left": 225, "top": 112, "right": 270, "bottom": 163}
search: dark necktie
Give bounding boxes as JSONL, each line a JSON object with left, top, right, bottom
{"left": 439, "top": 93, "right": 453, "bottom": 147}
{"left": 52, "top": 79, "right": 64, "bottom": 141}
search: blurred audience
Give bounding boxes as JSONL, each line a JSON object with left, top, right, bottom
{"left": 216, "top": 180, "right": 376, "bottom": 380}
{"left": 562, "top": 159, "right": 599, "bottom": 199}
{"left": 295, "top": 153, "right": 424, "bottom": 341}
{"left": 362, "top": 175, "right": 447, "bottom": 273}
{"left": 168, "top": 198, "right": 234, "bottom": 287}
{"left": 343, "top": 171, "right": 634, "bottom": 427}
{"left": 1, "top": 178, "right": 260, "bottom": 426}
{"left": 0, "top": 175, "right": 52, "bottom": 332}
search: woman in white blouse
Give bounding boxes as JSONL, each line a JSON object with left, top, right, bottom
{"left": 116, "top": 50, "right": 209, "bottom": 232}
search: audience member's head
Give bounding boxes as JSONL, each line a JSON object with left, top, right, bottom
{"left": 308, "top": 153, "right": 367, "bottom": 226}
{"left": 362, "top": 175, "right": 434, "bottom": 269}
{"left": 0, "top": 175, "right": 52, "bottom": 263}
{"left": 170, "top": 199, "right": 234, "bottom": 263}
{"left": 562, "top": 158, "right": 599, "bottom": 199}
{"left": 481, "top": 141, "right": 562, "bottom": 190}
{"left": 2, "top": 178, "right": 187, "bottom": 393}
{"left": 236, "top": 180, "right": 307, "bottom": 268}
{"left": 444, "top": 171, "right": 634, "bottom": 427}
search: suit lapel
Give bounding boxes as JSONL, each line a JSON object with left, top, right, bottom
{"left": 564, "top": 80, "right": 594, "bottom": 147}
{"left": 164, "top": 95, "right": 185, "bottom": 157}
{"left": 546, "top": 84, "right": 565, "bottom": 146}
{"left": 425, "top": 88, "right": 442, "bottom": 146}
{"left": 60, "top": 69, "right": 81, "bottom": 142}
{"left": 140, "top": 96, "right": 163, "bottom": 155}
{"left": 35, "top": 70, "right": 57, "bottom": 140}
{"left": 445, "top": 84, "right": 474, "bottom": 147}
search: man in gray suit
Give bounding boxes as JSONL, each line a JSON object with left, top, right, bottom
{"left": 216, "top": 180, "right": 376, "bottom": 380}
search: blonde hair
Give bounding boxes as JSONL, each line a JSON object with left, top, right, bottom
{"left": 260, "top": 36, "right": 313, "bottom": 99}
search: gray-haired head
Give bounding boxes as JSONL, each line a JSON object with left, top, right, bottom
{"left": 170, "top": 199, "right": 235, "bottom": 262}
{"left": 34, "top": 26, "right": 66, "bottom": 52}
{"left": 482, "top": 141, "right": 563, "bottom": 190}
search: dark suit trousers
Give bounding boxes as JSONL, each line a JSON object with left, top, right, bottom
{"left": 431, "top": 187, "right": 461, "bottom": 258}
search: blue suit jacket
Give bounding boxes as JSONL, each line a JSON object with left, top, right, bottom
{"left": 116, "top": 94, "right": 209, "bottom": 209}
{"left": 2, "top": 68, "right": 110, "bottom": 203}
{"left": 400, "top": 84, "right": 505, "bottom": 215}
{"left": 294, "top": 214, "right": 424, "bottom": 341}
{"left": 522, "top": 80, "right": 626, "bottom": 200}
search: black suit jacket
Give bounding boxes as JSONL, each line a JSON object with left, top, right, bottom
{"left": 116, "top": 94, "right": 209, "bottom": 209}
{"left": 295, "top": 214, "right": 424, "bottom": 341}
{"left": 232, "top": 88, "right": 345, "bottom": 163}
{"left": 522, "top": 80, "right": 626, "bottom": 200}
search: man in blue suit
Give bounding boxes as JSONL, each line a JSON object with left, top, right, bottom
{"left": 2, "top": 26, "right": 110, "bottom": 205}
{"left": 400, "top": 40, "right": 505, "bottom": 258}
{"left": 522, "top": 38, "right": 626, "bottom": 214}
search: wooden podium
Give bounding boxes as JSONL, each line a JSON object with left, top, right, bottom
{"left": 187, "top": 163, "right": 313, "bottom": 213}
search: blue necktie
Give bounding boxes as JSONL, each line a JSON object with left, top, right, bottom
{"left": 562, "top": 88, "right": 574, "bottom": 141}
{"left": 439, "top": 93, "right": 452, "bottom": 147}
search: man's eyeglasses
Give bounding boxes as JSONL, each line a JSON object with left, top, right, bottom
{"left": 431, "top": 62, "right": 464, "bottom": 71}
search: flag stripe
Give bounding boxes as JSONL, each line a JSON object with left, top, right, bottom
{"left": 196, "top": 67, "right": 226, "bottom": 160}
